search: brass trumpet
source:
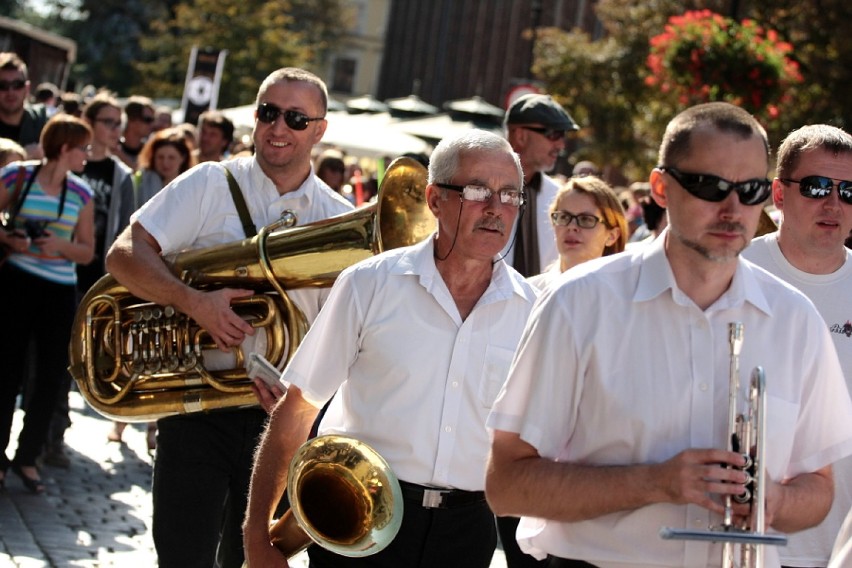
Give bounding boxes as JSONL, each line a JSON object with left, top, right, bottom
{"left": 661, "top": 322, "right": 787, "bottom": 567}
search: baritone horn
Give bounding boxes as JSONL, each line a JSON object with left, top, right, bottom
{"left": 69, "top": 157, "right": 434, "bottom": 422}
{"left": 660, "top": 322, "right": 787, "bottom": 568}
{"left": 255, "top": 435, "right": 403, "bottom": 563}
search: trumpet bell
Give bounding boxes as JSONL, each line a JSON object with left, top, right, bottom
{"left": 273, "top": 435, "right": 403, "bottom": 557}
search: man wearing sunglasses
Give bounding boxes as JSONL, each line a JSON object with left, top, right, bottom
{"left": 0, "top": 52, "right": 48, "bottom": 159}
{"left": 743, "top": 124, "right": 852, "bottom": 568}
{"left": 244, "top": 129, "right": 537, "bottom": 568}
{"left": 503, "top": 93, "right": 579, "bottom": 278}
{"left": 115, "top": 95, "right": 155, "bottom": 170}
{"left": 106, "top": 68, "right": 353, "bottom": 568}
{"left": 486, "top": 102, "right": 852, "bottom": 568}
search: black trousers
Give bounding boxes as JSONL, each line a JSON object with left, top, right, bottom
{"left": 152, "top": 407, "right": 267, "bottom": 568}
{"left": 546, "top": 558, "right": 598, "bottom": 567}
{"left": 0, "top": 264, "right": 75, "bottom": 469}
{"left": 308, "top": 492, "right": 496, "bottom": 568}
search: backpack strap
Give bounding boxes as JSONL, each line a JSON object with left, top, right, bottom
{"left": 222, "top": 165, "right": 257, "bottom": 238}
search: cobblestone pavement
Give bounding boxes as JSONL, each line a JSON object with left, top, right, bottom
{"left": 0, "top": 391, "right": 507, "bottom": 567}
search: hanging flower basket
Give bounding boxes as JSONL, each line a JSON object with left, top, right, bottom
{"left": 645, "top": 10, "right": 802, "bottom": 118}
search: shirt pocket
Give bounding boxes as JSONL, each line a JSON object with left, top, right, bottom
{"left": 764, "top": 394, "right": 800, "bottom": 479}
{"left": 478, "top": 345, "right": 516, "bottom": 407}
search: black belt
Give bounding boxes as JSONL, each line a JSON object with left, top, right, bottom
{"left": 399, "top": 480, "right": 486, "bottom": 509}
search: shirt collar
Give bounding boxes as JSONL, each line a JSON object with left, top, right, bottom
{"left": 634, "top": 228, "right": 772, "bottom": 315}
{"left": 249, "top": 157, "right": 316, "bottom": 203}
{"left": 391, "top": 235, "right": 535, "bottom": 303}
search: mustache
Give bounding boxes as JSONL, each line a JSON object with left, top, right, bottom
{"left": 709, "top": 221, "right": 746, "bottom": 233}
{"left": 474, "top": 218, "right": 506, "bottom": 234}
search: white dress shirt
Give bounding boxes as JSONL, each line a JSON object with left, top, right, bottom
{"left": 744, "top": 232, "right": 852, "bottom": 567}
{"left": 488, "top": 232, "right": 852, "bottom": 568}
{"left": 283, "top": 236, "right": 538, "bottom": 491}
{"left": 134, "top": 157, "right": 354, "bottom": 324}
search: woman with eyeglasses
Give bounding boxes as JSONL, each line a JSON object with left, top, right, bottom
{"left": 528, "top": 175, "right": 628, "bottom": 291}
{"left": 0, "top": 113, "right": 95, "bottom": 493}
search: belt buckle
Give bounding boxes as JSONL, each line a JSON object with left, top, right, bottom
{"left": 422, "top": 489, "right": 446, "bottom": 508}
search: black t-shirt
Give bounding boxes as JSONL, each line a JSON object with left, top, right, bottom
{"left": 77, "top": 157, "right": 117, "bottom": 293}
{"left": 0, "top": 120, "right": 22, "bottom": 142}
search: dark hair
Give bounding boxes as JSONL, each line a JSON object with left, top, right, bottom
{"left": 83, "top": 91, "right": 121, "bottom": 123}
{"left": 198, "top": 110, "right": 235, "bottom": 145}
{"left": 35, "top": 82, "right": 58, "bottom": 102}
{"left": 0, "top": 52, "right": 27, "bottom": 80}
{"left": 124, "top": 95, "right": 155, "bottom": 121}
{"left": 138, "top": 127, "right": 196, "bottom": 175}
{"left": 40, "top": 114, "right": 92, "bottom": 160}
{"left": 776, "top": 124, "right": 852, "bottom": 179}
{"left": 658, "top": 102, "right": 769, "bottom": 167}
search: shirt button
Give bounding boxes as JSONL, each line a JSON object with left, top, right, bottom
{"left": 444, "top": 426, "right": 452, "bottom": 433}
{"left": 452, "top": 381, "right": 459, "bottom": 388}
{"left": 693, "top": 519, "right": 704, "bottom": 527}
{"left": 699, "top": 383, "right": 708, "bottom": 392}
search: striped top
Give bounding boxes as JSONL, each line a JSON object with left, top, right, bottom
{"left": 2, "top": 161, "right": 93, "bottom": 285}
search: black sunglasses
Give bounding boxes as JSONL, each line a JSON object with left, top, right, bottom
{"left": 520, "top": 126, "right": 566, "bottom": 142}
{"left": 257, "top": 103, "right": 324, "bottom": 131}
{"left": 657, "top": 166, "right": 772, "bottom": 206}
{"left": 779, "top": 175, "right": 852, "bottom": 205}
{"left": 0, "top": 79, "right": 26, "bottom": 92}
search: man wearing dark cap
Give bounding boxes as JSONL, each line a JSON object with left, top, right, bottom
{"left": 503, "top": 93, "right": 580, "bottom": 277}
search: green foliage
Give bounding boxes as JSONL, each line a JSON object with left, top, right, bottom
{"left": 535, "top": 0, "right": 822, "bottom": 179}
{"left": 135, "top": 0, "right": 349, "bottom": 108}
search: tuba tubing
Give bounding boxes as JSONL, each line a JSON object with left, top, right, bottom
{"left": 69, "top": 158, "right": 433, "bottom": 422}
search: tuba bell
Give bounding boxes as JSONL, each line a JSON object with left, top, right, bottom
{"left": 264, "top": 434, "right": 403, "bottom": 561}
{"left": 69, "top": 157, "right": 433, "bottom": 421}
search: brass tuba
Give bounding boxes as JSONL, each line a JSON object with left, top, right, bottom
{"left": 69, "top": 157, "right": 433, "bottom": 422}
{"left": 264, "top": 434, "right": 403, "bottom": 561}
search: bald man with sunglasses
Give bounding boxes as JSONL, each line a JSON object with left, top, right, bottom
{"left": 743, "top": 124, "right": 852, "bottom": 568}
{"left": 486, "top": 103, "right": 852, "bottom": 568}
{"left": 106, "top": 68, "right": 352, "bottom": 568}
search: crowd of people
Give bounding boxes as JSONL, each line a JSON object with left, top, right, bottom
{"left": 1, "top": 47, "right": 852, "bottom": 568}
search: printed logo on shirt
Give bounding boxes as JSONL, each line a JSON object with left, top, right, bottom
{"left": 830, "top": 321, "right": 852, "bottom": 338}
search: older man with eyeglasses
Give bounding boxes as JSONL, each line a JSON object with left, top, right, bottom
{"left": 244, "top": 129, "right": 538, "bottom": 568}
{"left": 486, "top": 102, "right": 852, "bottom": 568}
{"left": 743, "top": 124, "right": 852, "bottom": 568}
{"left": 0, "top": 52, "right": 48, "bottom": 159}
{"left": 503, "top": 93, "right": 580, "bottom": 279}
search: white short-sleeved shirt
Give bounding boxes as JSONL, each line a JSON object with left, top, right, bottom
{"left": 488, "top": 232, "right": 852, "bottom": 568}
{"left": 133, "top": 157, "right": 353, "bottom": 324}
{"left": 744, "top": 232, "right": 852, "bottom": 567}
{"left": 283, "top": 236, "right": 539, "bottom": 491}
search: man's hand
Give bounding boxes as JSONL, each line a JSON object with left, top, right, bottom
{"left": 656, "top": 448, "right": 749, "bottom": 514}
{"left": 187, "top": 288, "right": 256, "bottom": 351}
{"left": 252, "top": 378, "right": 286, "bottom": 414}
{"left": 243, "top": 536, "right": 290, "bottom": 568}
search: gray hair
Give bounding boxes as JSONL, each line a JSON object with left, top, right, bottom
{"left": 776, "top": 124, "right": 852, "bottom": 179}
{"left": 255, "top": 67, "right": 328, "bottom": 115}
{"left": 428, "top": 129, "right": 522, "bottom": 189}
